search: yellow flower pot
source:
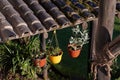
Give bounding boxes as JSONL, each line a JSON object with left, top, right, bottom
{"left": 49, "top": 52, "right": 63, "bottom": 64}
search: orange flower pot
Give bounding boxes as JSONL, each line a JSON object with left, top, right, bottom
{"left": 49, "top": 52, "right": 63, "bottom": 64}
{"left": 68, "top": 44, "right": 81, "bottom": 58}
{"left": 34, "top": 58, "right": 46, "bottom": 67}
{"left": 68, "top": 49, "right": 81, "bottom": 58}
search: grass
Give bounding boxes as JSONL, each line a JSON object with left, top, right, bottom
{"left": 113, "top": 17, "right": 120, "bottom": 39}
{"left": 47, "top": 25, "right": 90, "bottom": 79}
{"left": 111, "top": 17, "right": 120, "bottom": 80}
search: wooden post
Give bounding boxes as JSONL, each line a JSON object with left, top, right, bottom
{"left": 40, "top": 33, "right": 46, "bottom": 52}
{"left": 90, "top": 19, "right": 98, "bottom": 61}
{"left": 91, "top": 0, "right": 116, "bottom": 80}
{"left": 39, "top": 33, "right": 49, "bottom": 80}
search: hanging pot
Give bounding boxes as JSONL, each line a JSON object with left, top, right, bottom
{"left": 34, "top": 57, "right": 46, "bottom": 67}
{"left": 68, "top": 49, "right": 81, "bottom": 58}
{"left": 68, "top": 44, "right": 81, "bottom": 58}
{"left": 49, "top": 51, "right": 63, "bottom": 64}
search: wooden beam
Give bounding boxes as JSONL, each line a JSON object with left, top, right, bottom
{"left": 109, "top": 35, "right": 120, "bottom": 54}
{"left": 99, "top": 35, "right": 120, "bottom": 62}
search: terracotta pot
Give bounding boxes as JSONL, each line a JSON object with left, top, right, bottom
{"left": 34, "top": 58, "right": 46, "bottom": 67}
{"left": 49, "top": 52, "right": 63, "bottom": 64}
{"left": 68, "top": 44, "right": 81, "bottom": 58}
{"left": 68, "top": 49, "right": 81, "bottom": 58}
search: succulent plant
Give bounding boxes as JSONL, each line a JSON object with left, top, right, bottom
{"left": 69, "top": 25, "right": 89, "bottom": 50}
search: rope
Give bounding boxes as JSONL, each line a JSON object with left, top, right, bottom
{"left": 103, "top": 43, "right": 115, "bottom": 60}
{"left": 91, "top": 43, "right": 117, "bottom": 80}
{"left": 54, "top": 30, "right": 59, "bottom": 47}
{"left": 50, "top": 30, "right": 59, "bottom": 47}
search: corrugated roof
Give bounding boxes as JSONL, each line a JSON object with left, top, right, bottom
{"left": 0, "top": 0, "right": 119, "bottom": 42}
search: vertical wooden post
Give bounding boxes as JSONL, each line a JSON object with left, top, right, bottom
{"left": 90, "top": 19, "right": 98, "bottom": 61}
{"left": 91, "top": 0, "right": 116, "bottom": 80}
{"left": 95, "top": 0, "right": 116, "bottom": 52}
{"left": 40, "top": 33, "right": 46, "bottom": 52}
{"left": 39, "top": 33, "right": 49, "bottom": 80}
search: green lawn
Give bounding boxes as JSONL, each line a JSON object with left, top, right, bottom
{"left": 47, "top": 24, "right": 90, "bottom": 79}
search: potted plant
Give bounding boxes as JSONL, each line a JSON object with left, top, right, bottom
{"left": 68, "top": 25, "right": 89, "bottom": 58}
{"left": 33, "top": 51, "right": 46, "bottom": 68}
{"left": 47, "top": 46, "right": 63, "bottom": 64}
{"left": 47, "top": 30, "right": 63, "bottom": 64}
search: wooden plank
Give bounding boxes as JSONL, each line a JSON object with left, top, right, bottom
{"left": 109, "top": 35, "right": 120, "bottom": 56}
